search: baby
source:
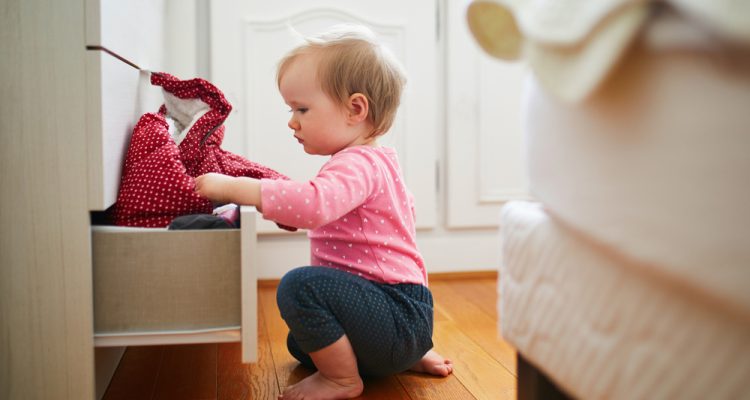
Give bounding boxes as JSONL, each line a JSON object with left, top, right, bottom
{"left": 195, "top": 24, "right": 452, "bottom": 400}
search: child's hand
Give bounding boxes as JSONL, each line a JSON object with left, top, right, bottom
{"left": 195, "top": 173, "right": 235, "bottom": 204}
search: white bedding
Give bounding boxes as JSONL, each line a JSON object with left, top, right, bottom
{"left": 523, "top": 14, "right": 750, "bottom": 317}
{"left": 499, "top": 201, "right": 750, "bottom": 399}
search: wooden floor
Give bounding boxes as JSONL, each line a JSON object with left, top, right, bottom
{"left": 102, "top": 275, "right": 517, "bottom": 399}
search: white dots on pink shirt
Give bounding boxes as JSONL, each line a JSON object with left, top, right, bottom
{"left": 259, "top": 146, "right": 426, "bottom": 285}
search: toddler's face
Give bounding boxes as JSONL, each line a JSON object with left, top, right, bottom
{"left": 279, "top": 54, "right": 365, "bottom": 155}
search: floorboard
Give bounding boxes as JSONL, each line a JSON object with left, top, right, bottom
{"left": 258, "top": 288, "right": 310, "bottom": 391}
{"left": 217, "top": 302, "right": 279, "bottom": 399}
{"left": 152, "top": 344, "right": 217, "bottom": 400}
{"left": 430, "top": 280, "right": 517, "bottom": 376}
{"left": 102, "top": 346, "right": 164, "bottom": 400}
{"left": 397, "top": 370, "right": 477, "bottom": 399}
{"left": 102, "top": 276, "right": 516, "bottom": 400}
{"left": 446, "top": 278, "right": 500, "bottom": 320}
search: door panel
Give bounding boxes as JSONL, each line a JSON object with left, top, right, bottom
{"left": 211, "top": 0, "right": 437, "bottom": 233}
{"left": 445, "top": 0, "right": 529, "bottom": 228}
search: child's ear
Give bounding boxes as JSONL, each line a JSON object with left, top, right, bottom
{"left": 347, "top": 93, "right": 369, "bottom": 124}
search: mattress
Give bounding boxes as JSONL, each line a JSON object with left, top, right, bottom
{"left": 523, "top": 15, "right": 750, "bottom": 315}
{"left": 499, "top": 201, "right": 750, "bottom": 399}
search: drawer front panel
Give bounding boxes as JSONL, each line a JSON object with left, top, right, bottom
{"left": 93, "top": 228, "right": 241, "bottom": 333}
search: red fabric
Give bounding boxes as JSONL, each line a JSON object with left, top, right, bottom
{"left": 151, "top": 73, "right": 286, "bottom": 180}
{"left": 113, "top": 72, "right": 291, "bottom": 228}
{"left": 113, "top": 111, "right": 211, "bottom": 227}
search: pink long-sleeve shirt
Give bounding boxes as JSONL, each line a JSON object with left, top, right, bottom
{"left": 260, "top": 146, "right": 427, "bottom": 286}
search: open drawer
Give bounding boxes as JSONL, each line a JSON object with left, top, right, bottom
{"left": 92, "top": 206, "right": 258, "bottom": 363}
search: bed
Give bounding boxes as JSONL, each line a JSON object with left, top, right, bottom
{"left": 500, "top": 201, "right": 750, "bottom": 399}
{"left": 467, "top": 0, "right": 750, "bottom": 398}
{"left": 85, "top": 0, "right": 258, "bottom": 365}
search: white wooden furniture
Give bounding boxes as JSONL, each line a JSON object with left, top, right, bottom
{"left": 90, "top": 209, "right": 259, "bottom": 362}
{"left": 2, "top": 1, "right": 95, "bottom": 398}
{"left": 86, "top": 0, "right": 258, "bottom": 365}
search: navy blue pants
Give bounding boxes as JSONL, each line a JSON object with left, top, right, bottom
{"left": 276, "top": 266, "right": 434, "bottom": 376}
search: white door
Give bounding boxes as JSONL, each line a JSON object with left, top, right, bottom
{"left": 444, "top": 0, "right": 529, "bottom": 228}
{"left": 211, "top": 0, "right": 437, "bottom": 233}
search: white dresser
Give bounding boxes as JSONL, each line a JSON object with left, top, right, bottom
{"left": 1, "top": 1, "right": 259, "bottom": 399}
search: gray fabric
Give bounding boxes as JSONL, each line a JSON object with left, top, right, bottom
{"left": 168, "top": 214, "right": 234, "bottom": 230}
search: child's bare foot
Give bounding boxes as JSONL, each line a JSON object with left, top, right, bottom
{"left": 279, "top": 371, "right": 363, "bottom": 400}
{"left": 409, "top": 350, "right": 454, "bottom": 376}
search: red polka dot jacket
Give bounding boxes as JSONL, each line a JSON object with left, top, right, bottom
{"left": 112, "top": 72, "right": 292, "bottom": 229}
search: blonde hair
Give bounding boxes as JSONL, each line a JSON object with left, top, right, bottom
{"left": 277, "top": 24, "right": 407, "bottom": 137}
